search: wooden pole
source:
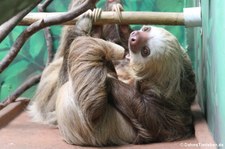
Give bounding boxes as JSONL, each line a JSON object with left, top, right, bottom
{"left": 19, "top": 11, "right": 184, "bottom": 26}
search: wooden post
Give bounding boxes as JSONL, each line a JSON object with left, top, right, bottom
{"left": 19, "top": 11, "right": 184, "bottom": 26}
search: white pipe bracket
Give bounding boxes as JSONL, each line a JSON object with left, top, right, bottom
{"left": 183, "top": 7, "right": 202, "bottom": 27}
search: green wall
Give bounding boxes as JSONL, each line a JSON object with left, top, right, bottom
{"left": 190, "top": 0, "right": 225, "bottom": 147}
{"left": 0, "top": 0, "right": 70, "bottom": 100}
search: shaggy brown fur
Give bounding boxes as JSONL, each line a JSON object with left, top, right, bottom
{"left": 56, "top": 37, "right": 135, "bottom": 146}
{"left": 107, "top": 26, "right": 196, "bottom": 143}
{"left": 28, "top": 0, "right": 99, "bottom": 125}
{"left": 28, "top": 57, "right": 62, "bottom": 125}
{"left": 28, "top": 0, "right": 133, "bottom": 125}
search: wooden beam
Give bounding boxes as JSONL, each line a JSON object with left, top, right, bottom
{"left": 19, "top": 11, "right": 184, "bottom": 26}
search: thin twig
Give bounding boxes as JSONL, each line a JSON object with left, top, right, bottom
{"left": 44, "top": 27, "right": 54, "bottom": 64}
{"left": 0, "top": 74, "right": 41, "bottom": 110}
{"left": 38, "top": 0, "right": 54, "bottom": 64}
{"left": 0, "top": 0, "right": 42, "bottom": 43}
{"left": 0, "top": 0, "right": 93, "bottom": 73}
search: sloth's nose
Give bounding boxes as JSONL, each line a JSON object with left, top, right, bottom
{"left": 129, "top": 31, "right": 139, "bottom": 45}
{"left": 129, "top": 30, "right": 149, "bottom": 53}
{"left": 129, "top": 31, "right": 141, "bottom": 53}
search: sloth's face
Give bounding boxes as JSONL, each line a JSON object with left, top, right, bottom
{"left": 128, "top": 26, "right": 183, "bottom": 78}
{"left": 129, "top": 26, "right": 182, "bottom": 62}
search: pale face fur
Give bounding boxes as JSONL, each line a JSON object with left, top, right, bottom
{"left": 128, "top": 26, "right": 186, "bottom": 97}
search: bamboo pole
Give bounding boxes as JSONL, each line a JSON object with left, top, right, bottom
{"left": 19, "top": 11, "right": 184, "bottom": 26}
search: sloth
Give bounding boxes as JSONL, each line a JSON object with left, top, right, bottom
{"left": 28, "top": 1, "right": 196, "bottom": 146}
{"left": 55, "top": 15, "right": 196, "bottom": 146}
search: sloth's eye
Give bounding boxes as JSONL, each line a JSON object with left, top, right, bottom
{"left": 142, "top": 26, "right": 151, "bottom": 32}
{"left": 141, "top": 46, "right": 150, "bottom": 57}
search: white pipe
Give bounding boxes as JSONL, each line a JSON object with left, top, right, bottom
{"left": 183, "top": 7, "right": 202, "bottom": 27}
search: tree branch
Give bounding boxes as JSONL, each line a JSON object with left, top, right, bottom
{"left": 0, "top": 0, "right": 42, "bottom": 43}
{"left": 0, "top": 74, "right": 41, "bottom": 110}
{"left": 38, "top": 0, "right": 53, "bottom": 12}
{"left": 38, "top": 0, "right": 54, "bottom": 64}
{"left": 0, "top": 0, "right": 93, "bottom": 73}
